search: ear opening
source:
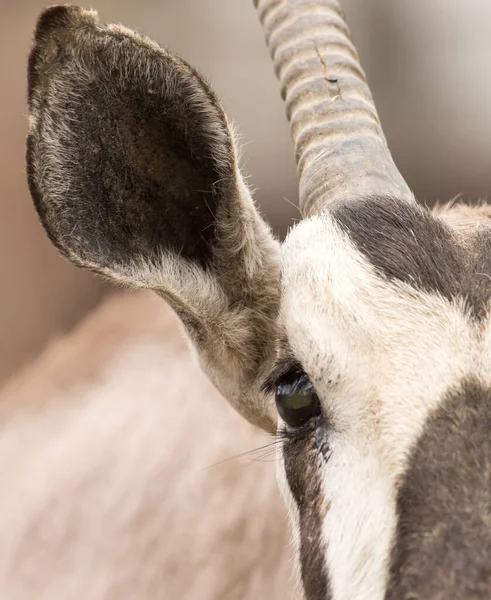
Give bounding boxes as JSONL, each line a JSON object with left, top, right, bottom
{"left": 26, "top": 6, "right": 280, "bottom": 432}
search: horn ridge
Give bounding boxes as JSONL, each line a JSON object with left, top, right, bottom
{"left": 254, "top": 0, "right": 414, "bottom": 215}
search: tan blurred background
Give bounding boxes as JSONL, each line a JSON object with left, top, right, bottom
{"left": 1, "top": 0, "right": 491, "bottom": 385}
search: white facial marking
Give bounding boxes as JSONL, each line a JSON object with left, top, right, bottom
{"left": 278, "top": 212, "right": 487, "bottom": 600}
{"left": 321, "top": 436, "right": 395, "bottom": 600}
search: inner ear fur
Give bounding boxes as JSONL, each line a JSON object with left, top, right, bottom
{"left": 28, "top": 5, "right": 239, "bottom": 271}
{"left": 26, "top": 6, "right": 280, "bottom": 431}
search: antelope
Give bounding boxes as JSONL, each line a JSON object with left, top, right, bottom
{"left": 25, "top": 2, "right": 491, "bottom": 600}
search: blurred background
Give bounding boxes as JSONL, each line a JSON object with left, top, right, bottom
{"left": 1, "top": 0, "right": 491, "bottom": 385}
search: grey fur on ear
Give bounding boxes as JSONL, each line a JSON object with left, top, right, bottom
{"left": 26, "top": 5, "right": 281, "bottom": 432}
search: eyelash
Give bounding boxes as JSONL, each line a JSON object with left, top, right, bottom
{"left": 261, "top": 359, "right": 306, "bottom": 396}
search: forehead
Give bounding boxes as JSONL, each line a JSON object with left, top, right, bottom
{"left": 279, "top": 198, "right": 491, "bottom": 473}
{"left": 281, "top": 196, "right": 491, "bottom": 317}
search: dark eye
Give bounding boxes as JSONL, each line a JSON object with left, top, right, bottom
{"left": 275, "top": 372, "right": 321, "bottom": 429}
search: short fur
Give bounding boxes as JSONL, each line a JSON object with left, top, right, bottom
{"left": 28, "top": 6, "right": 232, "bottom": 268}
{"left": 333, "top": 196, "right": 491, "bottom": 319}
{"left": 283, "top": 430, "right": 332, "bottom": 600}
{"left": 387, "top": 379, "right": 491, "bottom": 599}
{"left": 280, "top": 206, "right": 491, "bottom": 599}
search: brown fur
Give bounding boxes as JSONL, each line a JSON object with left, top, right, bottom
{"left": 387, "top": 379, "right": 491, "bottom": 600}
{"left": 283, "top": 433, "right": 331, "bottom": 600}
{"left": 333, "top": 196, "right": 491, "bottom": 319}
{"left": 0, "top": 291, "right": 294, "bottom": 600}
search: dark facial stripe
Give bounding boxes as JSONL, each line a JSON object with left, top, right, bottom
{"left": 332, "top": 196, "right": 491, "bottom": 319}
{"left": 386, "top": 379, "right": 491, "bottom": 599}
{"left": 283, "top": 430, "right": 331, "bottom": 600}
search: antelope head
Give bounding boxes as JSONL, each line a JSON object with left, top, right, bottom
{"left": 26, "top": 3, "right": 491, "bottom": 599}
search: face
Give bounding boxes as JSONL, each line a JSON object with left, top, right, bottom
{"left": 262, "top": 199, "right": 491, "bottom": 600}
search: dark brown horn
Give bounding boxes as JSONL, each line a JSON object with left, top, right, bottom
{"left": 254, "top": 0, "right": 414, "bottom": 216}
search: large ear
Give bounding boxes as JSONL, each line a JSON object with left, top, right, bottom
{"left": 26, "top": 6, "right": 280, "bottom": 431}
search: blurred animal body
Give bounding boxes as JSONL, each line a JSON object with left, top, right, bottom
{"left": 0, "top": 292, "right": 292, "bottom": 599}
{"left": 23, "top": 1, "right": 491, "bottom": 599}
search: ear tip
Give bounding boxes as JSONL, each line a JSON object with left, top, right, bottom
{"left": 34, "top": 5, "right": 98, "bottom": 42}
{"left": 28, "top": 5, "right": 99, "bottom": 103}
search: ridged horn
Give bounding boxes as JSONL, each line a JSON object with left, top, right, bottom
{"left": 254, "top": 0, "right": 414, "bottom": 216}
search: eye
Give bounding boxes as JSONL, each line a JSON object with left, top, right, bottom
{"left": 275, "top": 372, "right": 321, "bottom": 429}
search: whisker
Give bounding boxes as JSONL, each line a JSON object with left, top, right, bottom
{"left": 249, "top": 450, "right": 279, "bottom": 463}
{"left": 202, "top": 440, "right": 282, "bottom": 471}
